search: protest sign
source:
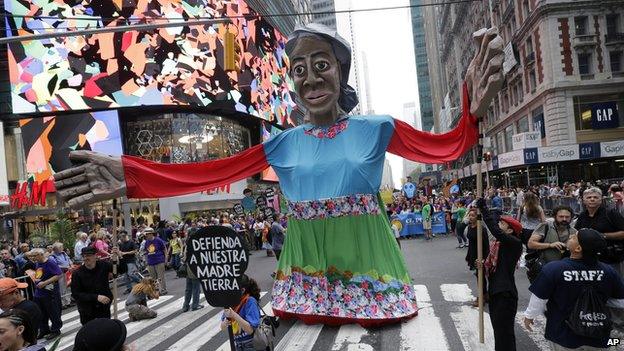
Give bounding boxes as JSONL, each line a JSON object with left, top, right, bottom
{"left": 256, "top": 196, "right": 267, "bottom": 209}
{"left": 265, "top": 188, "right": 275, "bottom": 201}
{"left": 186, "top": 226, "right": 249, "bottom": 308}
{"left": 233, "top": 203, "right": 244, "bottom": 216}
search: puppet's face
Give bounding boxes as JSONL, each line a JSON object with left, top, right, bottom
{"left": 289, "top": 37, "right": 341, "bottom": 124}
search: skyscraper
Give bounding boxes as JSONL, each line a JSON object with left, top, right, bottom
{"left": 311, "top": 0, "right": 337, "bottom": 29}
{"left": 410, "top": 0, "right": 435, "bottom": 133}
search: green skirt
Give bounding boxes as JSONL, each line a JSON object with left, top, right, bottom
{"left": 271, "top": 195, "right": 418, "bottom": 326}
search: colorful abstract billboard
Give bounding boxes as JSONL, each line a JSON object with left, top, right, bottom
{"left": 5, "top": 0, "right": 297, "bottom": 126}
{"left": 19, "top": 111, "right": 123, "bottom": 185}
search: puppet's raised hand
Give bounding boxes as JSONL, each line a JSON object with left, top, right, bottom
{"left": 465, "top": 27, "right": 505, "bottom": 118}
{"left": 54, "top": 151, "right": 126, "bottom": 208}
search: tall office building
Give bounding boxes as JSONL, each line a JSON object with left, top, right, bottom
{"left": 410, "top": 0, "right": 435, "bottom": 133}
{"left": 311, "top": 0, "right": 337, "bottom": 29}
{"left": 247, "top": 0, "right": 311, "bottom": 35}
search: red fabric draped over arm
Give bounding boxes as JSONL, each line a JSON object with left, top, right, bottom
{"left": 122, "top": 143, "right": 269, "bottom": 198}
{"left": 387, "top": 82, "right": 479, "bottom": 163}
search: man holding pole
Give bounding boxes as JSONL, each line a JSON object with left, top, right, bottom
{"left": 475, "top": 198, "right": 523, "bottom": 350}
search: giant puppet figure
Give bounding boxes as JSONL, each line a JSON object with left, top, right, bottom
{"left": 55, "top": 23, "right": 504, "bottom": 326}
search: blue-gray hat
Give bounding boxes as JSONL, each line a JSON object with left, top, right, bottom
{"left": 285, "top": 23, "right": 359, "bottom": 113}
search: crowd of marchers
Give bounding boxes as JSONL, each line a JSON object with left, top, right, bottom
{"left": 0, "top": 210, "right": 286, "bottom": 351}
{"left": 389, "top": 179, "right": 624, "bottom": 351}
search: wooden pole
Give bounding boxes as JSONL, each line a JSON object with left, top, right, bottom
{"left": 475, "top": 124, "right": 485, "bottom": 344}
{"left": 112, "top": 199, "right": 119, "bottom": 319}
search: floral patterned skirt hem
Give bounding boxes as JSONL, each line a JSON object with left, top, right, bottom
{"left": 271, "top": 270, "right": 418, "bottom": 326}
{"left": 272, "top": 308, "right": 418, "bottom": 328}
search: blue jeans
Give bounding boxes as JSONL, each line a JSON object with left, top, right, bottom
{"left": 183, "top": 277, "right": 201, "bottom": 309}
{"left": 171, "top": 253, "right": 181, "bottom": 270}
{"left": 125, "top": 262, "right": 141, "bottom": 290}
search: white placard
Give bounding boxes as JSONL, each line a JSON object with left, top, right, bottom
{"left": 503, "top": 42, "right": 518, "bottom": 75}
{"left": 512, "top": 132, "right": 541, "bottom": 150}
{"left": 600, "top": 140, "right": 624, "bottom": 158}
{"left": 538, "top": 144, "right": 579, "bottom": 163}
{"left": 0, "top": 123, "right": 9, "bottom": 206}
{"left": 497, "top": 149, "right": 524, "bottom": 168}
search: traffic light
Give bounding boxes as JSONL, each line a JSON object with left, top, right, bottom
{"left": 484, "top": 151, "right": 492, "bottom": 162}
{"left": 224, "top": 31, "right": 240, "bottom": 72}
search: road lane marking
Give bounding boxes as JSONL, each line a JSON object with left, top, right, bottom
{"left": 440, "top": 284, "right": 474, "bottom": 302}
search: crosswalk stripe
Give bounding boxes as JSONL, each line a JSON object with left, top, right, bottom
{"left": 450, "top": 305, "right": 496, "bottom": 351}
{"left": 57, "top": 295, "right": 184, "bottom": 351}
{"left": 61, "top": 297, "right": 126, "bottom": 323}
{"left": 515, "top": 314, "right": 549, "bottom": 351}
{"left": 130, "top": 303, "right": 216, "bottom": 350}
{"left": 165, "top": 292, "right": 267, "bottom": 350}
{"left": 331, "top": 324, "right": 371, "bottom": 351}
{"left": 413, "top": 284, "right": 431, "bottom": 302}
{"left": 274, "top": 322, "right": 323, "bottom": 351}
{"left": 46, "top": 295, "right": 176, "bottom": 349}
{"left": 400, "top": 285, "right": 449, "bottom": 351}
{"left": 440, "top": 283, "right": 474, "bottom": 302}
{"left": 60, "top": 296, "right": 175, "bottom": 336}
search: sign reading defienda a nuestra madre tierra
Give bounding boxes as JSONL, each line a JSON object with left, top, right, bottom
{"left": 186, "top": 226, "right": 249, "bottom": 308}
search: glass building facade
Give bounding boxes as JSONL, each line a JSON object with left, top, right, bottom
{"left": 410, "top": 0, "right": 434, "bottom": 132}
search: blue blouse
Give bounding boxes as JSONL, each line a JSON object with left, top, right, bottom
{"left": 263, "top": 115, "right": 395, "bottom": 202}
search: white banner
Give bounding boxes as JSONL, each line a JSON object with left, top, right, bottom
{"left": 538, "top": 144, "right": 579, "bottom": 163}
{"left": 0, "top": 123, "right": 9, "bottom": 206}
{"left": 601, "top": 140, "right": 624, "bottom": 158}
{"left": 497, "top": 149, "right": 524, "bottom": 168}
{"left": 512, "top": 131, "right": 541, "bottom": 150}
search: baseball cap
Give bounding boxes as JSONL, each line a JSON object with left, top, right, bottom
{"left": 500, "top": 216, "right": 522, "bottom": 236}
{"left": 0, "top": 278, "right": 28, "bottom": 296}
{"left": 143, "top": 227, "right": 155, "bottom": 234}
{"left": 577, "top": 228, "right": 607, "bottom": 256}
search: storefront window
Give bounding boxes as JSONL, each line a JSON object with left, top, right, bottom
{"left": 573, "top": 93, "right": 624, "bottom": 131}
{"left": 123, "top": 113, "right": 250, "bottom": 163}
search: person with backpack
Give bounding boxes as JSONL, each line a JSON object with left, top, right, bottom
{"left": 220, "top": 275, "right": 266, "bottom": 351}
{"left": 574, "top": 187, "right": 624, "bottom": 334}
{"left": 525, "top": 206, "right": 577, "bottom": 283}
{"left": 523, "top": 228, "right": 624, "bottom": 350}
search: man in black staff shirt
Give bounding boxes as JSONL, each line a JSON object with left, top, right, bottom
{"left": 523, "top": 228, "right": 624, "bottom": 350}
{"left": 119, "top": 232, "right": 140, "bottom": 294}
{"left": 71, "top": 246, "right": 116, "bottom": 325}
{"left": 0, "top": 278, "right": 43, "bottom": 333}
{"left": 574, "top": 186, "right": 624, "bottom": 334}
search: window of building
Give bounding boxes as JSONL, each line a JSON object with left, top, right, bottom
{"left": 529, "top": 69, "right": 537, "bottom": 92}
{"left": 607, "top": 14, "right": 620, "bottom": 35}
{"left": 573, "top": 93, "right": 624, "bottom": 130}
{"left": 526, "top": 36, "right": 534, "bottom": 54}
{"left": 578, "top": 53, "right": 592, "bottom": 75}
{"left": 611, "top": 51, "right": 623, "bottom": 73}
{"left": 496, "top": 132, "right": 505, "bottom": 153}
{"left": 517, "top": 116, "right": 529, "bottom": 133}
{"left": 531, "top": 106, "right": 545, "bottom": 138}
{"left": 504, "top": 125, "right": 514, "bottom": 151}
{"left": 575, "top": 16, "right": 588, "bottom": 35}
{"left": 523, "top": 0, "right": 530, "bottom": 19}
